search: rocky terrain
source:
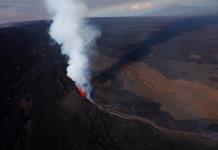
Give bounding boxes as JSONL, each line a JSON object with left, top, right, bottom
{"left": 0, "top": 17, "right": 218, "bottom": 150}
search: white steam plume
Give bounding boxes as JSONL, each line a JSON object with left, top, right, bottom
{"left": 45, "top": 0, "right": 100, "bottom": 97}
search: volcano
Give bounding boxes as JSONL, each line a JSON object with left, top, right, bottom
{"left": 0, "top": 17, "right": 218, "bottom": 150}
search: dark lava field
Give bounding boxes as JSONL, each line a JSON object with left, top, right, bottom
{"left": 0, "top": 17, "right": 218, "bottom": 150}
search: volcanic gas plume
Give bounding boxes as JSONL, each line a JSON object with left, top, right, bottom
{"left": 45, "top": 0, "right": 100, "bottom": 98}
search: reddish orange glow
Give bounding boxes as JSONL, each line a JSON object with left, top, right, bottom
{"left": 76, "top": 86, "right": 87, "bottom": 97}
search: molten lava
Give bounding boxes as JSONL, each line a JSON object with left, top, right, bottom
{"left": 76, "top": 86, "right": 87, "bottom": 97}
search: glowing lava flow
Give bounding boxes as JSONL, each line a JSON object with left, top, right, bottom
{"left": 89, "top": 100, "right": 218, "bottom": 140}
{"left": 76, "top": 88, "right": 218, "bottom": 140}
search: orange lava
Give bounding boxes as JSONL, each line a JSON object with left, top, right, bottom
{"left": 76, "top": 86, "right": 87, "bottom": 97}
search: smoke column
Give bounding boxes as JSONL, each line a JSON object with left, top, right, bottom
{"left": 45, "top": 0, "right": 100, "bottom": 98}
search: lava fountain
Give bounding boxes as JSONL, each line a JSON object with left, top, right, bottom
{"left": 76, "top": 84, "right": 87, "bottom": 98}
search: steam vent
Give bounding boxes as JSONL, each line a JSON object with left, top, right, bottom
{"left": 1, "top": 17, "right": 218, "bottom": 150}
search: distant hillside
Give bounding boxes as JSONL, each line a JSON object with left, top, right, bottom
{"left": 145, "top": 4, "right": 218, "bottom": 16}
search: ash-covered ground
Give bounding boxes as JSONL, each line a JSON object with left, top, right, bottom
{"left": 0, "top": 17, "right": 218, "bottom": 150}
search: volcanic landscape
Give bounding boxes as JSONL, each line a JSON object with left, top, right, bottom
{"left": 0, "top": 16, "right": 218, "bottom": 150}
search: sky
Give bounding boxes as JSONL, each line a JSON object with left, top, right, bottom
{"left": 0, "top": 0, "right": 217, "bottom": 24}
